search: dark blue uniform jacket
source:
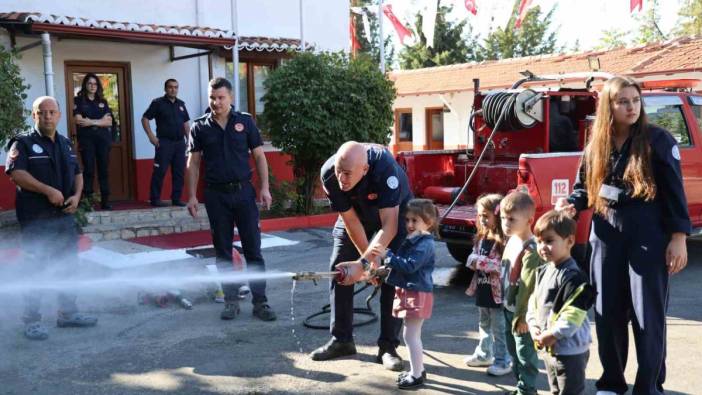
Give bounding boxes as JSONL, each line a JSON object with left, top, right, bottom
{"left": 321, "top": 145, "right": 411, "bottom": 231}
{"left": 5, "top": 130, "right": 81, "bottom": 225}
{"left": 568, "top": 125, "right": 691, "bottom": 234}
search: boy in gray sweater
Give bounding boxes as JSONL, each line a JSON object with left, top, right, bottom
{"left": 527, "top": 210, "right": 596, "bottom": 395}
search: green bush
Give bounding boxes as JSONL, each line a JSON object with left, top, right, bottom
{"left": 260, "top": 52, "right": 396, "bottom": 214}
{"left": 0, "top": 45, "right": 30, "bottom": 148}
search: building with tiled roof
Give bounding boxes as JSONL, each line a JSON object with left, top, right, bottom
{"left": 389, "top": 36, "right": 702, "bottom": 153}
{"left": 0, "top": 0, "right": 349, "bottom": 210}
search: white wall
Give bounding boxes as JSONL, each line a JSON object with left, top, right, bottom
{"left": 0, "top": 0, "right": 349, "bottom": 52}
{"left": 3, "top": 34, "right": 206, "bottom": 161}
{"left": 393, "top": 91, "right": 474, "bottom": 150}
{"left": 0, "top": 0, "right": 349, "bottom": 162}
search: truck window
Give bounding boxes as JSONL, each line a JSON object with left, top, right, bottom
{"left": 644, "top": 96, "right": 691, "bottom": 146}
{"left": 688, "top": 96, "right": 702, "bottom": 137}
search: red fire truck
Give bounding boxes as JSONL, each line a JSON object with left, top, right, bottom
{"left": 397, "top": 72, "right": 702, "bottom": 269}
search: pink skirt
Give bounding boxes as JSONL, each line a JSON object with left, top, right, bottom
{"left": 392, "top": 287, "right": 433, "bottom": 319}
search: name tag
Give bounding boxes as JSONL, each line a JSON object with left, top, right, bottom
{"left": 599, "top": 184, "right": 622, "bottom": 202}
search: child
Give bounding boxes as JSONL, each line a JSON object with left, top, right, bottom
{"left": 464, "top": 194, "right": 512, "bottom": 376}
{"left": 371, "top": 198, "right": 438, "bottom": 390}
{"left": 500, "top": 191, "right": 544, "bottom": 395}
{"left": 528, "top": 210, "right": 595, "bottom": 395}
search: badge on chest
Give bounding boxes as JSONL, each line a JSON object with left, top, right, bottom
{"left": 599, "top": 184, "right": 622, "bottom": 202}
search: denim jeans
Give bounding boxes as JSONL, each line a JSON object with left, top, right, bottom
{"left": 473, "top": 306, "right": 511, "bottom": 366}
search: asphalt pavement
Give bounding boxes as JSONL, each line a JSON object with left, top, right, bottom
{"left": 0, "top": 227, "right": 700, "bottom": 394}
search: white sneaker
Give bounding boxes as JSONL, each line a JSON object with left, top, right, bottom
{"left": 463, "top": 354, "right": 494, "bottom": 367}
{"left": 596, "top": 392, "right": 619, "bottom": 395}
{"left": 486, "top": 362, "right": 512, "bottom": 376}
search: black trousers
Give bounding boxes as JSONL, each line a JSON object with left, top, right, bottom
{"left": 78, "top": 129, "right": 111, "bottom": 200}
{"left": 203, "top": 182, "right": 266, "bottom": 304}
{"left": 19, "top": 215, "right": 79, "bottom": 322}
{"left": 328, "top": 218, "right": 406, "bottom": 351}
{"left": 149, "top": 138, "right": 185, "bottom": 202}
{"left": 590, "top": 203, "right": 669, "bottom": 395}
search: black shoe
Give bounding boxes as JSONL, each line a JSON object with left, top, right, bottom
{"left": 24, "top": 322, "right": 49, "bottom": 340}
{"left": 100, "top": 201, "right": 112, "bottom": 210}
{"left": 309, "top": 338, "right": 356, "bottom": 361}
{"left": 397, "top": 370, "right": 426, "bottom": 383}
{"left": 220, "top": 302, "right": 240, "bottom": 320}
{"left": 252, "top": 302, "right": 277, "bottom": 321}
{"left": 377, "top": 349, "right": 404, "bottom": 371}
{"left": 398, "top": 373, "right": 425, "bottom": 390}
{"left": 150, "top": 200, "right": 169, "bottom": 207}
{"left": 171, "top": 200, "right": 187, "bottom": 207}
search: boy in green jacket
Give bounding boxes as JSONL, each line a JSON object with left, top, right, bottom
{"left": 499, "top": 192, "right": 544, "bottom": 395}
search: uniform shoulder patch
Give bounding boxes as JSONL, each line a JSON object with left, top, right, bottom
{"left": 672, "top": 145, "right": 681, "bottom": 161}
{"left": 386, "top": 175, "right": 399, "bottom": 190}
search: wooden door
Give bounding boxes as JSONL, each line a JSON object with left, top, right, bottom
{"left": 426, "top": 108, "right": 444, "bottom": 150}
{"left": 65, "top": 62, "right": 134, "bottom": 201}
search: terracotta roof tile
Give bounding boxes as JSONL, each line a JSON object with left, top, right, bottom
{"left": 390, "top": 36, "right": 702, "bottom": 96}
{"left": 0, "top": 12, "right": 304, "bottom": 52}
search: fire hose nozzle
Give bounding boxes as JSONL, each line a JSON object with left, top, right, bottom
{"left": 291, "top": 271, "right": 339, "bottom": 285}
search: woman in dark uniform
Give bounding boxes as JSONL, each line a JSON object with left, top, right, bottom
{"left": 556, "top": 76, "right": 690, "bottom": 395}
{"left": 74, "top": 73, "right": 113, "bottom": 210}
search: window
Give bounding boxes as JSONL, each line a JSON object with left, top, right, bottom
{"left": 226, "top": 61, "right": 275, "bottom": 118}
{"left": 225, "top": 62, "right": 248, "bottom": 113}
{"left": 644, "top": 95, "right": 691, "bottom": 146}
{"left": 396, "top": 110, "right": 413, "bottom": 142}
{"left": 689, "top": 96, "right": 702, "bottom": 138}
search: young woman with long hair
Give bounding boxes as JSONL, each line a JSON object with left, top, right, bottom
{"left": 557, "top": 76, "right": 690, "bottom": 395}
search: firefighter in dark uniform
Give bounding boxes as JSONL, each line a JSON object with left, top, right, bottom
{"left": 5, "top": 96, "right": 98, "bottom": 340}
{"left": 309, "top": 141, "right": 412, "bottom": 372}
{"left": 141, "top": 78, "right": 190, "bottom": 207}
{"left": 186, "top": 77, "right": 276, "bottom": 322}
{"left": 556, "top": 77, "right": 690, "bottom": 395}
{"left": 73, "top": 73, "right": 113, "bottom": 210}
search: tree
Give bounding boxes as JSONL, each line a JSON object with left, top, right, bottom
{"left": 631, "top": 0, "right": 667, "bottom": 45}
{"left": 260, "top": 52, "right": 395, "bottom": 214}
{"left": 0, "top": 45, "right": 30, "bottom": 148}
{"left": 398, "top": 3, "right": 480, "bottom": 69}
{"left": 351, "top": 0, "right": 395, "bottom": 68}
{"left": 477, "top": 2, "right": 559, "bottom": 61}
{"left": 595, "top": 28, "right": 629, "bottom": 50}
{"left": 675, "top": 0, "right": 702, "bottom": 36}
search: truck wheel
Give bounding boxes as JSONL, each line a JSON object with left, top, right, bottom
{"left": 446, "top": 242, "right": 470, "bottom": 264}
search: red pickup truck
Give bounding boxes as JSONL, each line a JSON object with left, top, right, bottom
{"left": 397, "top": 74, "right": 702, "bottom": 269}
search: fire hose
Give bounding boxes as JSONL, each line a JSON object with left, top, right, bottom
{"left": 441, "top": 86, "right": 542, "bottom": 222}
{"left": 292, "top": 267, "right": 385, "bottom": 329}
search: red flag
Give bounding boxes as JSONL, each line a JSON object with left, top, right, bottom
{"left": 382, "top": 4, "right": 414, "bottom": 45}
{"left": 515, "top": 0, "right": 533, "bottom": 28}
{"left": 465, "top": 0, "right": 477, "bottom": 15}
{"left": 630, "top": 0, "right": 643, "bottom": 13}
{"left": 350, "top": 15, "right": 361, "bottom": 54}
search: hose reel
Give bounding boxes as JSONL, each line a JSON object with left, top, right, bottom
{"left": 481, "top": 89, "right": 544, "bottom": 131}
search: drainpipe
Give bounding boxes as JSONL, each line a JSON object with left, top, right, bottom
{"left": 41, "top": 32, "right": 54, "bottom": 97}
{"left": 231, "top": 0, "right": 240, "bottom": 111}
{"left": 299, "top": 0, "right": 304, "bottom": 51}
{"left": 195, "top": 0, "right": 203, "bottom": 111}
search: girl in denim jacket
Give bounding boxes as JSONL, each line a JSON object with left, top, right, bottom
{"left": 371, "top": 198, "right": 438, "bottom": 390}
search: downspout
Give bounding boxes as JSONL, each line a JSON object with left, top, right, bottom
{"left": 196, "top": 0, "right": 203, "bottom": 111}
{"left": 231, "top": 0, "right": 240, "bottom": 111}
{"left": 41, "top": 32, "right": 54, "bottom": 97}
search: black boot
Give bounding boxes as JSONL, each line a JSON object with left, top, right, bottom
{"left": 100, "top": 197, "right": 112, "bottom": 210}
{"left": 309, "top": 338, "right": 356, "bottom": 361}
